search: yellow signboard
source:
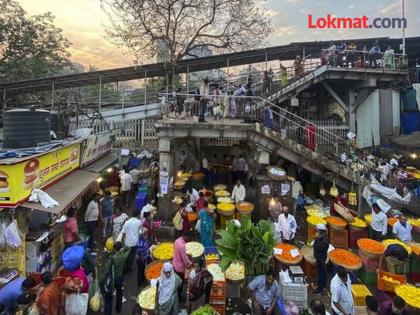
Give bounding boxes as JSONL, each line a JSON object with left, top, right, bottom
{"left": 0, "top": 142, "right": 81, "bottom": 207}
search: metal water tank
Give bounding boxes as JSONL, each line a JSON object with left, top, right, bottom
{"left": 3, "top": 108, "right": 51, "bottom": 149}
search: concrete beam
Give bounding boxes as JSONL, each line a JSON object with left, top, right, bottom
{"left": 353, "top": 79, "right": 377, "bottom": 90}
{"left": 352, "top": 88, "right": 375, "bottom": 113}
{"left": 322, "top": 82, "right": 349, "bottom": 112}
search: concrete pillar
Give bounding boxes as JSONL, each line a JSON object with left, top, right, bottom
{"left": 158, "top": 138, "right": 173, "bottom": 223}
{"left": 186, "top": 65, "right": 189, "bottom": 94}
{"left": 51, "top": 82, "right": 55, "bottom": 109}
{"left": 347, "top": 89, "right": 356, "bottom": 133}
{"left": 144, "top": 70, "right": 147, "bottom": 111}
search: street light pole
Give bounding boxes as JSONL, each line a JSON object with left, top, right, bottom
{"left": 402, "top": 0, "right": 406, "bottom": 55}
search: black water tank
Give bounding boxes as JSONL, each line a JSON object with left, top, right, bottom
{"left": 50, "top": 111, "right": 70, "bottom": 139}
{"left": 3, "top": 108, "right": 51, "bottom": 149}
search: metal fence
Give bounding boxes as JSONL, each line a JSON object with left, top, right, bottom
{"left": 69, "top": 116, "right": 159, "bottom": 148}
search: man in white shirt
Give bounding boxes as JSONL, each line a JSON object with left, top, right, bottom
{"left": 121, "top": 213, "right": 142, "bottom": 273}
{"left": 129, "top": 166, "right": 141, "bottom": 194}
{"left": 393, "top": 215, "right": 413, "bottom": 243}
{"left": 330, "top": 266, "right": 354, "bottom": 315}
{"left": 85, "top": 193, "right": 100, "bottom": 250}
{"left": 276, "top": 205, "right": 297, "bottom": 243}
{"left": 232, "top": 180, "right": 246, "bottom": 204}
{"left": 291, "top": 180, "right": 303, "bottom": 217}
{"left": 370, "top": 203, "right": 388, "bottom": 242}
{"left": 120, "top": 166, "right": 133, "bottom": 208}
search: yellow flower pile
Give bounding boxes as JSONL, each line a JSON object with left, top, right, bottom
{"left": 152, "top": 242, "right": 174, "bottom": 260}
{"left": 217, "top": 197, "right": 233, "bottom": 203}
{"left": 208, "top": 203, "right": 216, "bottom": 210}
{"left": 306, "top": 209, "right": 327, "bottom": 218}
{"left": 306, "top": 216, "right": 327, "bottom": 226}
{"left": 138, "top": 286, "right": 157, "bottom": 310}
{"left": 225, "top": 262, "right": 245, "bottom": 281}
{"left": 217, "top": 202, "right": 235, "bottom": 212}
{"left": 205, "top": 254, "right": 219, "bottom": 260}
{"left": 382, "top": 239, "right": 412, "bottom": 255}
{"left": 382, "top": 275, "right": 401, "bottom": 285}
{"left": 364, "top": 214, "right": 372, "bottom": 224}
{"left": 186, "top": 242, "right": 204, "bottom": 257}
{"left": 215, "top": 190, "right": 230, "bottom": 197}
{"left": 213, "top": 184, "right": 227, "bottom": 191}
{"left": 408, "top": 218, "right": 420, "bottom": 227}
{"left": 396, "top": 285, "right": 420, "bottom": 308}
{"left": 350, "top": 217, "right": 368, "bottom": 228}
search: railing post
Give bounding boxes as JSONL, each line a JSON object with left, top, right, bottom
{"left": 98, "top": 75, "right": 102, "bottom": 113}
{"left": 144, "top": 70, "right": 147, "bottom": 111}
{"left": 141, "top": 119, "right": 145, "bottom": 147}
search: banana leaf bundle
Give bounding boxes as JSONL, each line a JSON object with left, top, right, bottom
{"left": 215, "top": 215, "right": 275, "bottom": 275}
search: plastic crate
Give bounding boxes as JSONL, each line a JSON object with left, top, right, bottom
{"left": 279, "top": 276, "right": 307, "bottom": 309}
{"left": 410, "top": 272, "right": 420, "bottom": 284}
{"left": 329, "top": 228, "right": 349, "bottom": 249}
{"left": 211, "top": 304, "right": 226, "bottom": 315}
{"left": 359, "top": 267, "right": 377, "bottom": 286}
{"left": 377, "top": 270, "right": 406, "bottom": 293}
{"left": 358, "top": 250, "right": 380, "bottom": 272}
{"left": 351, "top": 284, "right": 372, "bottom": 306}
{"left": 348, "top": 228, "right": 368, "bottom": 249}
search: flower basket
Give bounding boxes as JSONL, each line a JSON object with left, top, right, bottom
{"left": 328, "top": 249, "right": 362, "bottom": 271}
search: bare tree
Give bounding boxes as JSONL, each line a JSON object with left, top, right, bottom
{"left": 100, "top": 0, "right": 272, "bottom": 64}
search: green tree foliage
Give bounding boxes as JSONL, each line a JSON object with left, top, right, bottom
{"left": 0, "top": 0, "right": 71, "bottom": 83}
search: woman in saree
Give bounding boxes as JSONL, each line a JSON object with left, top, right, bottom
{"left": 188, "top": 260, "right": 213, "bottom": 313}
{"left": 199, "top": 200, "right": 215, "bottom": 247}
{"left": 156, "top": 262, "right": 182, "bottom": 315}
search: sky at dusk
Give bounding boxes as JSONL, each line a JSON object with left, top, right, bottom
{"left": 18, "top": 0, "right": 420, "bottom": 70}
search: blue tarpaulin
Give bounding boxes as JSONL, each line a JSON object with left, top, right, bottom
{"left": 402, "top": 112, "right": 420, "bottom": 134}
{"left": 402, "top": 88, "right": 418, "bottom": 111}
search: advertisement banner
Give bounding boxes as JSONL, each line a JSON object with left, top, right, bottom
{"left": 0, "top": 142, "right": 81, "bottom": 207}
{"left": 81, "top": 133, "right": 113, "bottom": 167}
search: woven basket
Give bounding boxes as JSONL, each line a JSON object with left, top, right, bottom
{"left": 235, "top": 202, "right": 254, "bottom": 215}
{"left": 267, "top": 166, "right": 287, "bottom": 181}
{"left": 274, "top": 244, "right": 303, "bottom": 265}
{"left": 225, "top": 260, "right": 245, "bottom": 284}
{"left": 333, "top": 203, "right": 355, "bottom": 223}
{"left": 326, "top": 216, "right": 348, "bottom": 231}
{"left": 359, "top": 247, "right": 381, "bottom": 259}
{"left": 349, "top": 224, "right": 366, "bottom": 231}
{"left": 145, "top": 260, "right": 164, "bottom": 283}
{"left": 137, "top": 285, "right": 157, "bottom": 312}
{"left": 329, "top": 249, "right": 363, "bottom": 271}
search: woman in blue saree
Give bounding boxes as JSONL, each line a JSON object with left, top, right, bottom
{"left": 199, "top": 200, "right": 215, "bottom": 247}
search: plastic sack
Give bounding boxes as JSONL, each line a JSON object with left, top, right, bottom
{"left": 4, "top": 220, "right": 22, "bottom": 249}
{"left": 65, "top": 293, "right": 88, "bottom": 315}
{"left": 88, "top": 278, "right": 102, "bottom": 312}
{"left": 62, "top": 245, "right": 85, "bottom": 271}
{"left": 284, "top": 301, "right": 299, "bottom": 315}
{"left": 172, "top": 211, "right": 183, "bottom": 231}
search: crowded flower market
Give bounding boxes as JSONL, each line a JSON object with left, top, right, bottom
{"left": 1, "top": 1, "right": 420, "bottom": 314}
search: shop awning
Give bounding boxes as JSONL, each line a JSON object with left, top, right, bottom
{"left": 83, "top": 153, "right": 118, "bottom": 173}
{"left": 21, "top": 170, "right": 99, "bottom": 214}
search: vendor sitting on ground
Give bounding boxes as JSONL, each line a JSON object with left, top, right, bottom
{"left": 392, "top": 215, "right": 413, "bottom": 243}
{"left": 385, "top": 296, "right": 408, "bottom": 315}
{"left": 248, "top": 269, "right": 280, "bottom": 315}
{"left": 379, "top": 243, "right": 409, "bottom": 275}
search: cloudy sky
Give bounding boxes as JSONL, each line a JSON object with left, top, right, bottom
{"left": 18, "top": 0, "right": 420, "bottom": 70}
